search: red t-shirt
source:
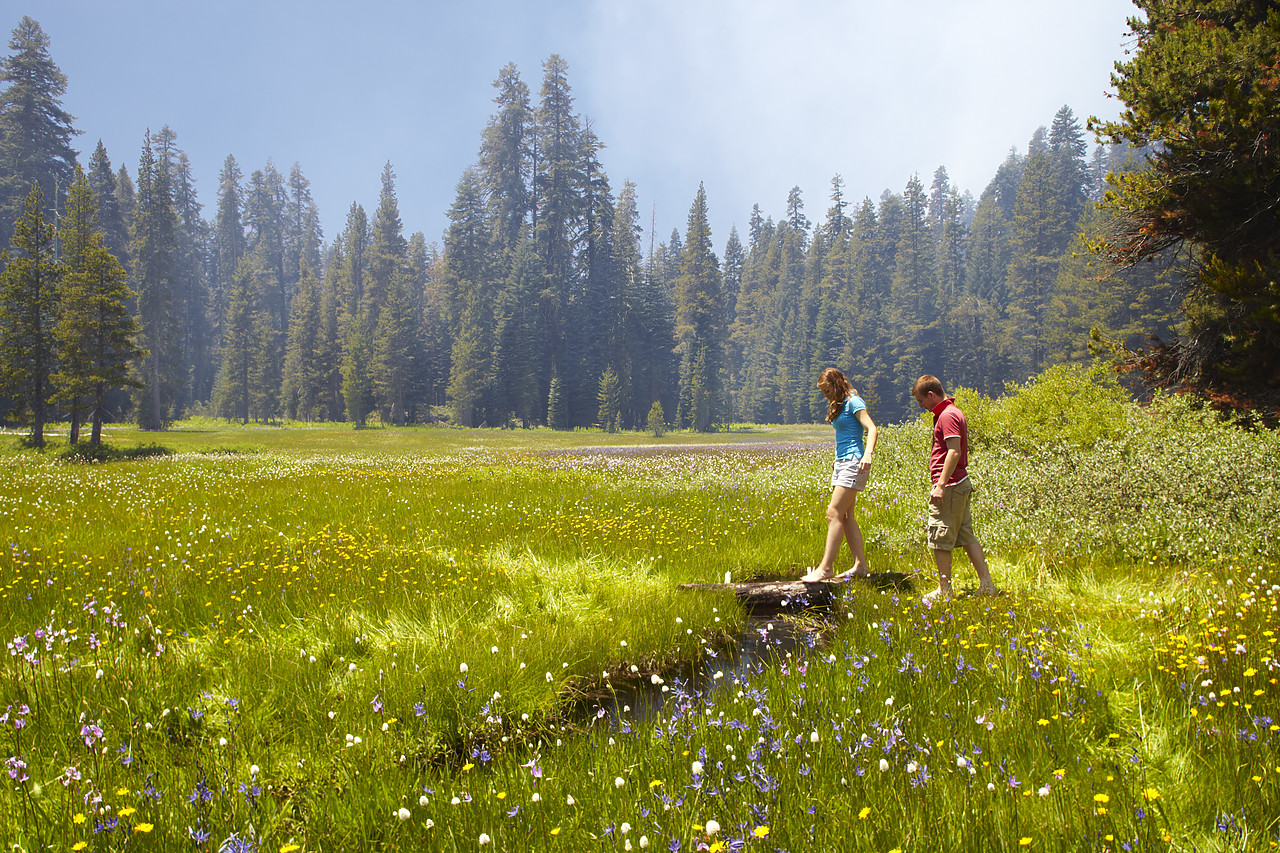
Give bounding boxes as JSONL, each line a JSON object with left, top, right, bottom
{"left": 929, "top": 398, "right": 968, "bottom": 486}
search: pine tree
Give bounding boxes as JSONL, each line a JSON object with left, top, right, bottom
{"left": 633, "top": 218, "right": 677, "bottom": 430}
{"left": 114, "top": 164, "right": 135, "bottom": 234}
{"left": 367, "top": 161, "right": 408, "bottom": 336}
{"left": 785, "top": 186, "right": 810, "bottom": 235}
{"left": 490, "top": 236, "right": 546, "bottom": 425}
{"left": 281, "top": 259, "right": 322, "bottom": 420}
{"left": 733, "top": 216, "right": 782, "bottom": 422}
{"left": 607, "top": 181, "right": 644, "bottom": 427}
{"left": 212, "top": 251, "right": 272, "bottom": 424}
{"left": 132, "top": 130, "right": 181, "bottom": 429}
{"left": 316, "top": 245, "right": 346, "bottom": 419}
{"left": 774, "top": 220, "right": 812, "bottom": 423}
{"left": 479, "top": 63, "right": 533, "bottom": 256}
{"left": 213, "top": 154, "right": 247, "bottom": 342}
{"left": 0, "top": 184, "right": 59, "bottom": 446}
{"left": 52, "top": 164, "right": 142, "bottom": 446}
{"left": 721, "top": 227, "right": 745, "bottom": 356}
{"left": 843, "top": 198, "right": 893, "bottom": 406}
{"left": 341, "top": 319, "right": 373, "bottom": 427}
{"left": 886, "top": 175, "right": 939, "bottom": 413}
{"left": 1004, "top": 142, "right": 1072, "bottom": 379}
{"left": 284, "top": 163, "right": 323, "bottom": 297}
{"left": 410, "top": 233, "right": 450, "bottom": 415}
{"left": 532, "top": 55, "right": 584, "bottom": 420}
{"left": 0, "top": 17, "right": 79, "bottom": 249}
{"left": 372, "top": 271, "right": 416, "bottom": 424}
{"left": 246, "top": 161, "right": 287, "bottom": 332}
{"left": 87, "top": 141, "right": 129, "bottom": 268}
{"left": 965, "top": 191, "right": 1012, "bottom": 306}
{"left": 825, "top": 175, "right": 852, "bottom": 239}
{"left": 1048, "top": 105, "right": 1089, "bottom": 220}
{"left": 675, "top": 184, "right": 723, "bottom": 432}
{"left": 161, "top": 132, "right": 214, "bottom": 409}
{"left": 596, "top": 365, "right": 622, "bottom": 432}
{"left": 442, "top": 168, "right": 493, "bottom": 427}
{"left": 1092, "top": 0, "right": 1280, "bottom": 410}
{"left": 249, "top": 303, "right": 279, "bottom": 423}
{"left": 546, "top": 373, "right": 567, "bottom": 430}
{"left": 533, "top": 54, "right": 582, "bottom": 286}
{"left": 646, "top": 400, "right": 665, "bottom": 436}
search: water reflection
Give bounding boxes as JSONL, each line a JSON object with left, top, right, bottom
{"left": 572, "top": 574, "right": 911, "bottom": 728}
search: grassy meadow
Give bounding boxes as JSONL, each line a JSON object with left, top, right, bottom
{"left": 2, "top": 366, "right": 1278, "bottom": 852}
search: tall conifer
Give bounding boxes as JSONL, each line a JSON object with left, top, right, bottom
{"left": 675, "top": 184, "right": 723, "bottom": 432}
{"left": 0, "top": 184, "right": 59, "bottom": 445}
{"left": 0, "top": 17, "right": 79, "bottom": 248}
{"left": 52, "top": 165, "right": 142, "bottom": 446}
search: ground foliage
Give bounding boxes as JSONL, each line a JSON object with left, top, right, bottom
{"left": 1, "top": 367, "right": 1278, "bottom": 851}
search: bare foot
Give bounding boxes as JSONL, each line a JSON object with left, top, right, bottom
{"left": 921, "top": 586, "right": 953, "bottom": 606}
{"left": 800, "top": 568, "right": 834, "bottom": 583}
{"left": 976, "top": 583, "right": 1000, "bottom": 596}
{"left": 835, "top": 566, "right": 871, "bottom": 581}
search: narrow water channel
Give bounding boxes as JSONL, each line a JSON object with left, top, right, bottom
{"left": 578, "top": 575, "right": 911, "bottom": 725}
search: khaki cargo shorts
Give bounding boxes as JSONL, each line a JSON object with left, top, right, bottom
{"left": 927, "top": 477, "right": 977, "bottom": 552}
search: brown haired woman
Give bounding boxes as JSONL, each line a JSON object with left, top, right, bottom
{"left": 801, "top": 368, "right": 879, "bottom": 582}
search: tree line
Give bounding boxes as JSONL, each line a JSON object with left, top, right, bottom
{"left": 0, "top": 15, "right": 1196, "bottom": 443}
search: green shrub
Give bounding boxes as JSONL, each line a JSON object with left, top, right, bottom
{"left": 56, "top": 441, "right": 172, "bottom": 463}
{"left": 967, "top": 362, "right": 1130, "bottom": 455}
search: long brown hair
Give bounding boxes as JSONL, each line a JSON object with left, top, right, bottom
{"left": 817, "top": 367, "right": 856, "bottom": 423}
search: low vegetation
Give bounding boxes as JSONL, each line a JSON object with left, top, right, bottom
{"left": 1, "top": 366, "right": 1277, "bottom": 851}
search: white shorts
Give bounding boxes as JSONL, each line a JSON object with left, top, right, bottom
{"left": 831, "top": 458, "right": 869, "bottom": 491}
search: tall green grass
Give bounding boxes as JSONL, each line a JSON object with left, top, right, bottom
{"left": 2, "top": 367, "right": 1278, "bottom": 851}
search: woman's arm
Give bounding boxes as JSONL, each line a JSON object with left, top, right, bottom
{"left": 856, "top": 407, "right": 877, "bottom": 466}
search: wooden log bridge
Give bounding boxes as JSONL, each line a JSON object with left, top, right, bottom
{"left": 679, "top": 572, "right": 912, "bottom": 612}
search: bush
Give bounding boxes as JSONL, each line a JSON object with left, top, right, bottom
{"left": 56, "top": 442, "right": 172, "bottom": 463}
{"left": 962, "top": 362, "right": 1129, "bottom": 455}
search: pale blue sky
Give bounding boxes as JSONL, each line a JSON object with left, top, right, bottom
{"left": 13, "top": 0, "right": 1138, "bottom": 251}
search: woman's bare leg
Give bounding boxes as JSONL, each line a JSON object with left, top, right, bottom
{"left": 802, "top": 486, "right": 858, "bottom": 581}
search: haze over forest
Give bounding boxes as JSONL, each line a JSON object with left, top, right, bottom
{"left": 0, "top": 11, "right": 1183, "bottom": 436}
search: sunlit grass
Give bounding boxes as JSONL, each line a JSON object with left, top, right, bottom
{"left": 2, "top": 385, "right": 1278, "bottom": 851}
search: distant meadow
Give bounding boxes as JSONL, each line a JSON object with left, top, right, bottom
{"left": 2, "top": 367, "right": 1279, "bottom": 852}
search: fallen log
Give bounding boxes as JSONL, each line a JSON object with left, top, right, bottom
{"left": 678, "top": 572, "right": 912, "bottom": 611}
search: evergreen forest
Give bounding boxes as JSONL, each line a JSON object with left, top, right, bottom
{"left": 0, "top": 15, "right": 1210, "bottom": 439}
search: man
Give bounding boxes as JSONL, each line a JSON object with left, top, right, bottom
{"left": 911, "top": 375, "right": 998, "bottom": 603}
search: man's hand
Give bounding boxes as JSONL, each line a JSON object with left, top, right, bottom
{"left": 929, "top": 482, "right": 946, "bottom": 505}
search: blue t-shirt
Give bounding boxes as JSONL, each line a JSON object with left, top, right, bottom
{"left": 832, "top": 395, "right": 867, "bottom": 461}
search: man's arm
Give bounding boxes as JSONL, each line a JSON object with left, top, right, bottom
{"left": 929, "top": 435, "right": 962, "bottom": 505}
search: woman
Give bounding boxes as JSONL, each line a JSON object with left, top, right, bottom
{"left": 801, "top": 367, "right": 878, "bottom": 582}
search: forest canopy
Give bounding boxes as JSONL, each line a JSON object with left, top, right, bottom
{"left": 8, "top": 6, "right": 1267, "bottom": 438}
{"left": 1091, "top": 0, "right": 1280, "bottom": 414}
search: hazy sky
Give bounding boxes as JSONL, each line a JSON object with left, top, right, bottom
{"left": 16, "top": 0, "right": 1138, "bottom": 251}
